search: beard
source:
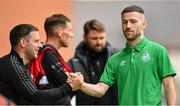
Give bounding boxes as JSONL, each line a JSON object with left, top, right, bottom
{"left": 123, "top": 31, "right": 141, "bottom": 41}
{"left": 94, "top": 47, "right": 104, "bottom": 53}
{"left": 85, "top": 43, "right": 106, "bottom": 54}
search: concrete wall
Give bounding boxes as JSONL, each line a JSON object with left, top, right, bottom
{"left": 0, "top": 0, "right": 75, "bottom": 61}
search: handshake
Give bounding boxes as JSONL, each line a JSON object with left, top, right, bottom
{"left": 66, "top": 72, "right": 84, "bottom": 91}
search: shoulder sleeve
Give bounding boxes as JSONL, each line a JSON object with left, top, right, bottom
{"left": 99, "top": 57, "right": 116, "bottom": 87}
{"left": 157, "top": 46, "right": 176, "bottom": 79}
{"left": 41, "top": 50, "right": 68, "bottom": 83}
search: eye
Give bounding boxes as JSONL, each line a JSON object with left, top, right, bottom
{"left": 122, "top": 20, "right": 127, "bottom": 24}
{"left": 92, "top": 37, "right": 97, "bottom": 40}
{"left": 100, "top": 37, "right": 104, "bottom": 40}
{"left": 34, "top": 39, "right": 40, "bottom": 43}
{"left": 130, "top": 19, "right": 138, "bottom": 23}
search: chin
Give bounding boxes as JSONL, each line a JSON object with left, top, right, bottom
{"left": 33, "top": 55, "right": 38, "bottom": 59}
{"left": 95, "top": 49, "right": 103, "bottom": 53}
{"left": 126, "top": 36, "right": 135, "bottom": 41}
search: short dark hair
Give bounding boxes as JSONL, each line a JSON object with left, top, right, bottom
{"left": 83, "top": 19, "right": 105, "bottom": 36}
{"left": 121, "top": 5, "right": 144, "bottom": 15}
{"left": 10, "top": 24, "right": 38, "bottom": 47}
{"left": 44, "top": 14, "right": 71, "bottom": 36}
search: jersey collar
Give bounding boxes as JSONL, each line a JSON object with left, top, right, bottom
{"left": 125, "top": 37, "right": 149, "bottom": 54}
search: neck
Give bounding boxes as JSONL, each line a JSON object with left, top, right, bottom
{"left": 127, "top": 34, "right": 144, "bottom": 47}
{"left": 46, "top": 38, "right": 61, "bottom": 50}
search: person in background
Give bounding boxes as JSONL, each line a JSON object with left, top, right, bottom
{"left": 68, "top": 19, "right": 119, "bottom": 105}
{"left": 0, "top": 24, "right": 82, "bottom": 105}
{"left": 68, "top": 5, "right": 176, "bottom": 105}
{"left": 29, "top": 14, "right": 76, "bottom": 105}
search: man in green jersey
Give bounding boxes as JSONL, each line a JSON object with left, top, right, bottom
{"left": 68, "top": 5, "right": 176, "bottom": 105}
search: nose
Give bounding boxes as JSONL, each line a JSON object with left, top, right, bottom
{"left": 126, "top": 22, "right": 131, "bottom": 28}
{"left": 39, "top": 42, "right": 43, "bottom": 48}
{"left": 70, "top": 32, "right": 74, "bottom": 38}
{"left": 97, "top": 38, "right": 102, "bottom": 44}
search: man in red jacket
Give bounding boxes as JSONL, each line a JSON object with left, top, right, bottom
{"left": 29, "top": 14, "right": 76, "bottom": 105}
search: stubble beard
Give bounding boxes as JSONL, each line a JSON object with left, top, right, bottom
{"left": 124, "top": 32, "right": 141, "bottom": 42}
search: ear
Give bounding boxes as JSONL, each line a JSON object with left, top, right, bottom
{"left": 143, "top": 20, "right": 147, "bottom": 29}
{"left": 57, "top": 27, "right": 63, "bottom": 37}
{"left": 20, "top": 38, "right": 27, "bottom": 48}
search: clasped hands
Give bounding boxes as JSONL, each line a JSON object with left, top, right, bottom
{"left": 66, "top": 72, "right": 84, "bottom": 91}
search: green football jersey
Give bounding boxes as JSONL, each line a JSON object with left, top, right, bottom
{"left": 100, "top": 38, "right": 176, "bottom": 105}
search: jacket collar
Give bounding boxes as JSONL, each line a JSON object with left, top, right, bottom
{"left": 10, "top": 49, "right": 24, "bottom": 65}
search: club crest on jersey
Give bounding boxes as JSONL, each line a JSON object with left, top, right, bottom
{"left": 120, "top": 60, "right": 126, "bottom": 66}
{"left": 141, "top": 52, "right": 151, "bottom": 62}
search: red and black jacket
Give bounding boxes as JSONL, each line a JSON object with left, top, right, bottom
{"left": 29, "top": 44, "right": 73, "bottom": 105}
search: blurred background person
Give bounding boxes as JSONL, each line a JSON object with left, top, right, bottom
{"left": 68, "top": 19, "right": 119, "bottom": 105}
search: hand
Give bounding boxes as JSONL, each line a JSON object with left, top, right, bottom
{"left": 67, "top": 72, "right": 84, "bottom": 91}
